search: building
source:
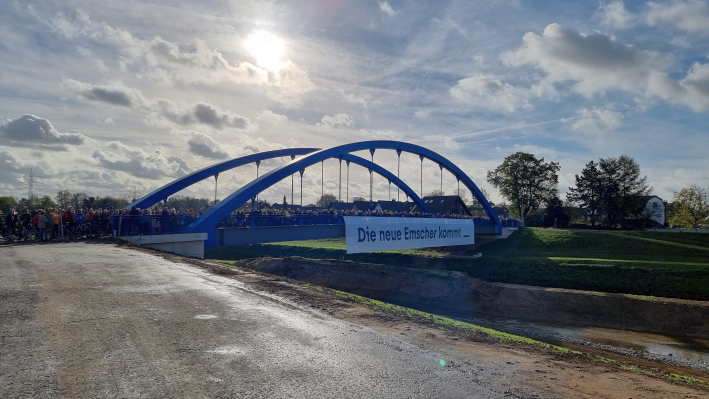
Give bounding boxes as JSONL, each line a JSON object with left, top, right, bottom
{"left": 410, "top": 195, "right": 472, "bottom": 216}
{"left": 638, "top": 195, "right": 666, "bottom": 227}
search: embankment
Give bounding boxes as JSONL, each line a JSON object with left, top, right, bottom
{"left": 236, "top": 257, "right": 709, "bottom": 338}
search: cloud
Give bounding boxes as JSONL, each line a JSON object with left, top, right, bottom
{"left": 91, "top": 141, "right": 192, "bottom": 179}
{"left": 64, "top": 79, "right": 146, "bottom": 108}
{"left": 379, "top": 1, "right": 396, "bottom": 17}
{"left": 255, "top": 110, "right": 289, "bottom": 124}
{"left": 65, "top": 79, "right": 257, "bottom": 130}
{"left": 596, "top": 1, "right": 637, "bottom": 29}
{"left": 647, "top": 61, "right": 709, "bottom": 112}
{"left": 317, "top": 113, "right": 355, "bottom": 129}
{"left": 500, "top": 23, "right": 709, "bottom": 110}
{"left": 359, "top": 129, "right": 404, "bottom": 140}
{"left": 562, "top": 107, "right": 624, "bottom": 134}
{"left": 645, "top": 0, "right": 709, "bottom": 34}
{"left": 186, "top": 131, "right": 230, "bottom": 160}
{"left": 50, "top": 13, "right": 315, "bottom": 106}
{"left": 148, "top": 99, "right": 255, "bottom": 130}
{"left": 502, "top": 24, "right": 676, "bottom": 97}
{"left": 449, "top": 75, "right": 536, "bottom": 113}
{"left": 0, "top": 114, "right": 87, "bottom": 150}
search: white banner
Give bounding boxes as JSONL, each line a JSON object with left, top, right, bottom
{"left": 344, "top": 217, "right": 474, "bottom": 254}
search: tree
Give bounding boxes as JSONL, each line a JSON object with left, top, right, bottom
{"left": 487, "top": 152, "right": 560, "bottom": 226}
{"left": 0, "top": 196, "right": 17, "bottom": 211}
{"left": 567, "top": 161, "right": 602, "bottom": 226}
{"left": 542, "top": 196, "right": 569, "bottom": 228}
{"left": 38, "top": 195, "right": 57, "bottom": 210}
{"left": 598, "top": 155, "right": 651, "bottom": 228}
{"left": 428, "top": 189, "right": 444, "bottom": 197}
{"left": 669, "top": 185, "right": 709, "bottom": 229}
{"left": 316, "top": 193, "right": 337, "bottom": 207}
{"left": 70, "top": 192, "right": 88, "bottom": 209}
{"left": 121, "top": 187, "right": 144, "bottom": 204}
{"left": 282, "top": 195, "right": 288, "bottom": 210}
{"left": 55, "top": 190, "right": 72, "bottom": 209}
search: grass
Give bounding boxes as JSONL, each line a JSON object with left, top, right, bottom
{"left": 206, "top": 228, "right": 709, "bottom": 300}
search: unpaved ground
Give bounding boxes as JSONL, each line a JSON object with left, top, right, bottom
{"left": 1, "top": 241, "right": 706, "bottom": 398}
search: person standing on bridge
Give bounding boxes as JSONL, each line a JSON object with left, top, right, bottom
{"left": 45, "top": 208, "right": 55, "bottom": 240}
{"left": 37, "top": 210, "right": 48, "bottom": 241}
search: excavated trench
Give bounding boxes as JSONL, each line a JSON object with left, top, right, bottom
{"left": 237, "top": 257, "right": 709, "bottom": 368}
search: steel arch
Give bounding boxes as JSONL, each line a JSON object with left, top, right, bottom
{"left": 185, "top": 152, "right": 432, "bottom": 247}
{"left": 186, "top": 141, "right": 500, "bottom": 245}
{"left": 128, "top": 148, "right": 319, "bottom": 210}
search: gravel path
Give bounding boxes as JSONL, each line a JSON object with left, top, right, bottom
{"left": 1, "top": 241, "right": 539, "bottom": 398}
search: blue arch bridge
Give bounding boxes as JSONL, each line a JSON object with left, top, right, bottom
{"left": 117, "top": 141, "right": 503, "bottom": 256}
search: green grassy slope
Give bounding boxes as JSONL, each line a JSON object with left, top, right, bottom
{"left": 206, "top": 229, "right": 709, "bottom": 300}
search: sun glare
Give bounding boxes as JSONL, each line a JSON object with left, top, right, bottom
{"left": 246, "top": 31, "right": 285, "bottom": 72}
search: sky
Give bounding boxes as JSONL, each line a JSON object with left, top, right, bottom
{"left": 0, "top": 0, "right": 707, "bottom": 206}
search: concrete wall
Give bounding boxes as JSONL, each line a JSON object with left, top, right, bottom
{"left": 219, "top": 225, "right": 345, "bottom": 246}
{"left": 119, "top": 233, "right": 207, "bottom": 259}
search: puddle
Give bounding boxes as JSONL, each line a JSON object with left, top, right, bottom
{"left": 194, "top": 314, "right": 218, "bottom": 320}
{"left": 390, "top": 301, "right": 709, "bottom": 366}
{"left": 497, "top": 320, "right": 709, "bottom": 363}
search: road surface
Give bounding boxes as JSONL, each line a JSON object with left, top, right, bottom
{"left": 1, "top": 241, "right": 705, "bottom": 398}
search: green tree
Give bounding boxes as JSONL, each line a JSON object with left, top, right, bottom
{"left": 38, "top": 195, "right": 57, "bottom": 210}
{"left": 567, "top": 160, "right": 602, "bottom": 226}
{"left": 487, "top": 152, "right": 560, "bottom": 226}
{"left": 55, "top": 190, "right": 72, "bottom": 209}
{"left": 542, "top": 196, "right": 569, "bottom": 228}
{"left": 598, "top": 155, "right": 651, "bottom": 228}
{"left": 0, "top": 196, "right": 17, "bottom": 212}
{"left": 316, "top": 193, "right": 337, "bottom": 207}
{"left": 669, "top": 185, "right": 709, "bottom": 229}
{"left": 70, "top": 192, "right": 88, "bottom": 209}
{"left": 95, "top": 196, "right": 126, "bottom": 209}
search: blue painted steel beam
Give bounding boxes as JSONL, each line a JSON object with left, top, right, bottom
{"left": 187, "top": 152, "right": 432, "bottom": 247}
{"left": 186, "top": 141, "right": 500, "bottom": 246}
{"left": 128, "top": 148, "right": 319, "bottom": 210}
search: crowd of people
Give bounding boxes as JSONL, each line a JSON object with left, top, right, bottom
{"left": 2, "top": 203, "right": 518, "bottom": 241}
{"left": 218, "top": 206, "right": 512, "bottom": 228}
{"left": 2, "top": 206, "right": 118, "bottom": 241}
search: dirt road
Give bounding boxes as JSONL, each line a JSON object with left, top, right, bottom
{"left": 1, "top": 241, "right": 705, "bottom": 398}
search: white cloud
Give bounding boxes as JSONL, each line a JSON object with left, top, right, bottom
{"left": 596, "top": 1, "right": 637, "bottom": 29}
{"left": 317, "top": 113, "right": 355, "bottom": 129}
{"left": 647, "top": 61, "right": 709, "bottom": 112}
{"left": 645, "top": 0, "right": 709, "bottom": 34}
{"left": 496, "top": 144, "right": 557, "bottom": 158}
{"left": 379, "top": 1, "right": 396, "bottom": 17}
{"left": 255, "top": 110, "right": 289, "bottom": 124}
{"left": 50, "top": 12, "right": 315, "bottom": 106}
{"left": 65, "top": 79, "right": 147, "bottom": 108}
{"left": 185, "top": 131, "right": 230, "bottom": 160}
{"left": 501, "top": 24, "right": 709, "bottom": 111}
{"left": 562, "top": 107, "right": 624, "bottom": 134}
{"left": 0, "top": 114, "right": 88, "bottom": 150}
{"left": 96, "top": 118, "right": 114, "bottom": 126}
{"left": 147, "top": 99, "right": 255, "bottom": 131}
{"left": 502, "top": 24, "right": 676, "bottom": 97}
{"left": 449, "top": 75, "right": 534, "bottom": 113}
{"left": 359, "top": 129, "right": 404, "bottom": 140}
{"left": 91, "top": 141, "right": 193, "bottom": 179}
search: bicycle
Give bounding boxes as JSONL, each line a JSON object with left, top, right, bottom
{"left": 3, "top": 226, "right": 18, "bottom": 243}
{"left": 20, "top": 223, "right": 37, "bottom": 241}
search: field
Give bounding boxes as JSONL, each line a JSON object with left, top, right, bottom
{"left": 206, "top": 228, "right": 709, "bottom": 301}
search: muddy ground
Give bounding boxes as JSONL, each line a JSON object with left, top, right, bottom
{"left": 1, "top": 240, "right": 707, "bottom": 398}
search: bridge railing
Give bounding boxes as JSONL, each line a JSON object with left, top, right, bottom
{"left": 217, "top": 213, "right": 520, "bottom": 228}
{"left": 110, "top": 215, "right": 199, "bottom": 236}
{"left": 110, "top": 213, "right": 519, "bottom": 236}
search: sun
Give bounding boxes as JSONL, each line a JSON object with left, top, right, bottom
{"left": 246, "top": 31, "right": 285, "bottom": 72}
